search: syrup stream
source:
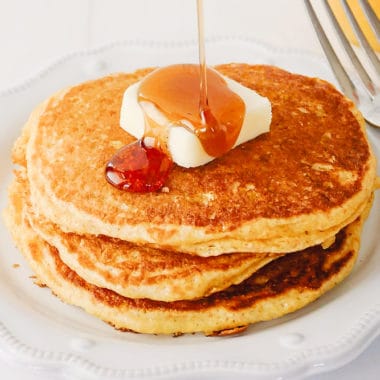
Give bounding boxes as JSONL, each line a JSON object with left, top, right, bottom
{"left": 197, "top": 0, "right": 208, "bottom": 120}
{"left": 196, "top": 0, "right": 225, "bottom": 146}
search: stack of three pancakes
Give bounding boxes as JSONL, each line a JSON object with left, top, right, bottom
{"left": 4, "top": 64, "right": 378, "bottom": 335}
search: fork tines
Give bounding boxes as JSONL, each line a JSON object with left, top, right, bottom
{"left": 304, "top": 0, "right": 380, "bottom": 104}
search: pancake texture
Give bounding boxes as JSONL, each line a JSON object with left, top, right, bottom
{"left": 23, "top": 65, "right": 377, "bottom": 255}
{"left": 4, "top": 63, "right": 379, "bottom": 335}
{"left": 23, "top": 172, "right": 281, "bottom": 302}
{"left": 4, "top": 172, "right": 366, "bottom": 335}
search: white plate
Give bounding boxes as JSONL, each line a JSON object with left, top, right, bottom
{"left": 0, "top": 38, "right": 380, "bottom": 380}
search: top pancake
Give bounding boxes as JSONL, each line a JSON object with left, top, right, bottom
{"left": 22, "top": 64, "right": 377, "bottom": 255}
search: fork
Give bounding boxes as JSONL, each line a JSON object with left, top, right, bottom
{"left": 304, "top": 0, "right": 380, "bottom": 127}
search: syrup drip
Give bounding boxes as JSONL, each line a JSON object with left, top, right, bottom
{"left": 105, "top": 0, "right": 245, "bottom": 192}
{"left": 105, "top": 140, "right": 172, "bottom": 192}
{"left": 197, "top": 0, "right": 208, "bottom": 115}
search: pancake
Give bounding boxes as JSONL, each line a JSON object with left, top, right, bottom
{"left": 5, "top": 63, "right": 378, "bottom": 335}
{"left": 11, "top": 171, "right": 279, "bottom": 302}
{"left": 23, "top": 64, "right": 377, "bottom": 256}
{"left": 3, "top": 169, "right": 369, "bottom": 335}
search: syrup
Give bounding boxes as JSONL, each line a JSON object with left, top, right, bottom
{"left": 106, "top": 0, "right": 245, "bottom": 192}
{"left": 138, "top": 64, "right": 245, "bottom": 157}
{"left": 105, "top": 140, "right": 172, "bottom": 192}
{"left": 197, "top": 0, "right": 208, "bottom": 118}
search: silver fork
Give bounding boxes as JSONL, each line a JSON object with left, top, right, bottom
{"left": 305, "top": 0, "right": 380, "bottom": 127}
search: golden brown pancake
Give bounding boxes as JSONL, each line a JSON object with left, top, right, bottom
{"left": 22, "top": 65, "right": 377, "bottom": 256}
{"left": 5, "top": 63, "right": 378, "bottom": 335}
{"left": 18, "top": 170, "right": 280, "bottom": 302}
{"left": 3, "top": 171, "right": 368, "bottom": 335}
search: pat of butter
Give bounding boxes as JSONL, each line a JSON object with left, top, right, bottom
{"left": 120, "top": 74, "right": 271, "bottom": 168}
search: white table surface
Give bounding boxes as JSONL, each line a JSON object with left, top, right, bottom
{"left": 0, "top": 1, "right": 379, "bottom": 379}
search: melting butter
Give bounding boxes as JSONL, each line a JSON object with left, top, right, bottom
{"left": 120, "top": 69, "right": 272, "bottom": 168}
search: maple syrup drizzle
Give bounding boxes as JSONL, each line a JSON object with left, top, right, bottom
{"left": 106, "top": 0, "right": 245, "bottom": 192}
{"left": 197, "top": 0, "right": 208, "bottom": 115}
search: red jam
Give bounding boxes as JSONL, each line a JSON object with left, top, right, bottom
{"left": 105, "top": 140, "right": 173, "bottom": 193}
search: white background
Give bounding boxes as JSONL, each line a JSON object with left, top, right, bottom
{"left": 0, "top": 0, "right": 379, "bottom": 379}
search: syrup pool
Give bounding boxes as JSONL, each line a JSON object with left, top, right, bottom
{"left": 105, "top": 140, "right": 173, "bottom": 192}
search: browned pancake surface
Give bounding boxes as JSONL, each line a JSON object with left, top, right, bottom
{"left": 28, "top": 65, "right": 373, "bottom": 232}
{"left": 27, "top": 198, "right": 281, "bottom": 301}
{"left": 78, "top": 227, "right": 354, "bottom": 311}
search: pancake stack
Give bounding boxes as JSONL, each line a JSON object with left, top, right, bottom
{"left": 3, "top": 64, "right": 378, "bottom": 335}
